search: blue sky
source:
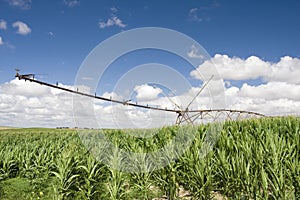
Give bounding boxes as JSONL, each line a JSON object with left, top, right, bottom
{"left": 0, "top": 0, "right": 300, "bottom": 127}
{"left": 1, "top": 0, "right": 299, "bottom": 84}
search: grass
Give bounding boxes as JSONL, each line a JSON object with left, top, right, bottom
{"left": 0, "top": 116, "right": 299, "bottom": 199}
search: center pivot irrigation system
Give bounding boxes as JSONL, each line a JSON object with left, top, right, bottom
{"left": 15, "top": 69, "right": 266, "bottom": 125}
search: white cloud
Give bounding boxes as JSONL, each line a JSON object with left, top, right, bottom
{"left": 12, "top": 21, "right": 31, "bottom": 35}
{"left": 0, "top": 20, "right": 7, "bottom": 30}
{"left": 0, "top": 79, "right": 174, "bottom": 128}
{"left": 0, "top": 79, "right": 47, "bottom": 97}
{"left": 0, "top": 36, "right": 3, "bottom": 45}
{"left": 63, "top": 0, "right": 80, "bottom": 7}
{"left": 190, "top": 54, "right": 300, "bottom": 84}
{"left": 225, "top": 83, "right": 300, "bottom": 116}
{"left": 134, "top": 84, "right": 162, "bottom": 101}
{"left": 187, "top": 44, "right": 205, "bottom": 59}
{"left": 239, "top": 82, "right": 300, "bottom": 101}
{"left": 99, "top": 7, "right": 126, "bottom": 29}
{"left": 0, "top": 79, "right": 74, "bottom": 127}
{"left": 189, "top": 8, "right": 202, "bottom": 22}
{"left": 110, "top": 7, "right": 118, "bottom": 13}
{"left": 6, "top": 0, "right": 31, "bottom": 10}
{"left": 48, "top": 31, "right": 54, "bottom": 36}
{"left": 191, "top": 54, "right": 270, "bottom": 81}
{"left": 99, "top": 16, "right": 126, "bottom": 29}
{"left": 189, "top": 54, "right": 300, "bottom": 116}
{"left": 264, "top": 56, "right": 300, "bottom": 84}
{"left": 1, "top": 54, "right": 299, "bottom": 128}
{"left": 188, "top": 7, "right": 211, "bottom": 22}
{"left": 102, "top": 91, "right": 123, "bottom": 101}
{"left": 189, "top": 2, "right": 219, "bottom": 23}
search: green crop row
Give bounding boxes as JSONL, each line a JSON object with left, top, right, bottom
{"left": 0, "top": 116, "right": 299, "bottom": 199}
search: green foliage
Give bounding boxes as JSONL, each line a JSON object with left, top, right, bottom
{"left": 0, "top": 117, "right": 299, "bottom": 199}
{"left": 0, "top": 178, "right": 31, "bottom": 199}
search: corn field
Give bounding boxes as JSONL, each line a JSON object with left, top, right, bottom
{"left": 0, "top": 117, "right": 299, "bottom": 199}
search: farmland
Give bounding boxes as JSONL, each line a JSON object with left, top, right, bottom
{"left": 0, "top": 117, "right": 299, "bottom": 199}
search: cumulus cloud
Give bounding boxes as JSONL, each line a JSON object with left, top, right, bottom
{"left": 226, "top": 86, "right": 300, "bottom": 116}
{"left": 99, "top": 16, "right": 126, "bottom": 29}
{"left": 0, "top": 19, "right": 7, "bottom": 30}
{"left": 188, "top": 6, "right": 213, "bottom": 22}
{"left": 191, "top": 54, "right": 270, "bottom": 81}
{"left": 190, "top": 54, "right": 300, "bottom": 84}
{"left": 239, "top": 82, "right": 300, "bottom": 101}
{"left": 0, "top": 36, "right": 3, "bottom": 45}
{"left": 6, "top": 0, "right": 31, "bottom": 10}
{"left": 264, "top": 56, "right": 300, "bottom": 84}
{"left": 189, "top": 54, "right": 300, "bottom": 116}
{"left": 12, "top": 21, "right": 31, "bottom": 35}
{"left": 0, "top": 79, "right": 74, "bottom": 127}
{"left": 134, "top": 84, "right": 162, "bottom": 101}
{"left": 189, "top": 8, "right": 203, "bottom": 22}
{"left": 1, "top": 54, "right": 299, "bottom": 128}
{"left": 99, "top": 7, "right": 126, "bottom": 29}
{"left": 0, "top": 79, "right": 173, "bottom": 128}
{"left": 187, "top": 44, "right": 205, "bottom": 59}
{"left": 63, "top": 0, "right": 80, "bottom": 7}
{"left": 102, "top": 91, "right": 123, "bottom": 101}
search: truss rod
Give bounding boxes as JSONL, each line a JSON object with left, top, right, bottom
{"left": 16, "top": 74, "right": 179, "bottom": 113}
{"left": 15, "top": 72, "right": 266, "bottom": 122}
{"left": 187, "top": 109, "right": 266, "bottom": 117}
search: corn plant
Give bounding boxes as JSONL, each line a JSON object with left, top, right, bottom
{"left": 76, "top": 154, "right": 107, "bottom": 200}
{"left": 0, "top": 117, "right": 299, "bottom": 199}
{"left": 52, "top": 151, "right": 80, "bottom": 199}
